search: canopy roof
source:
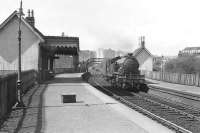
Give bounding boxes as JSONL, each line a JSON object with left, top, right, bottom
{"left": 42, "top": 36, "right": 79, "bottom": 55}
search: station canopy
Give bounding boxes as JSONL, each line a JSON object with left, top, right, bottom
{"left": 41, "top": 36, "right": 79, "bottom": 55}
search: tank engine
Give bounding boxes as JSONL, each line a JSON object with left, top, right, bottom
{"left": 108, "top": 54, "right": 148, "bottom": 92}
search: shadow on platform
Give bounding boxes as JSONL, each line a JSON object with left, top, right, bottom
{"left": 0, "top": 85, "right": 48, "bottom": 133}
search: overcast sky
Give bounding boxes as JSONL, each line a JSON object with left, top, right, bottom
{"left": 1, "top": 0, "right": 200, "bottom": 56}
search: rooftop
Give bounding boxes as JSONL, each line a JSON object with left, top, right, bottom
{"left": 183, "top": 47, "right": 200, "bottom": 51}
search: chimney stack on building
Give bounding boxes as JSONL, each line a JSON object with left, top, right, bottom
{"left": 139, "top": 36, "right": 145, "bottom": 48}
{"left": 61, "top": 32, "right": 65, "bottom": 37}
{"left": 25, "top": 9, "right": 35, "bottom": 27}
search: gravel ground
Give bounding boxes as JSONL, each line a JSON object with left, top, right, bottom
{"left": 0, "top": 84, "right": 47, "bottom": 133}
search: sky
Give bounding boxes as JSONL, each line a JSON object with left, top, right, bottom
{"left": 1, "top": 0, "right": 200, "bottom": 56}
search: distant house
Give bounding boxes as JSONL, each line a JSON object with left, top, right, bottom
{"left": 132, "top": 36, "right": 153, "bottom": 71}
{"left": 178, "top": 47, "right": 200, "bottom": 57}
{"left": 79, "top": 50, "right": 97, "bottom": 62}
{"left": 152, "top": 55, "right": 176, "bottom": 71}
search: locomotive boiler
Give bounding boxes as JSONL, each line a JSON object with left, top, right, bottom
{"left": 108, "top": 54, "right": 148, "bottom": 92}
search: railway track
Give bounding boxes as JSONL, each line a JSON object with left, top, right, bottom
{"left": 89, "top": 75, "right": 200, "bottom": 133}
{"left": 148, "top": 85, "right": 200, "bottom": 101}
{"left": 138, "top": 92, "right": 200, "bottom": 119}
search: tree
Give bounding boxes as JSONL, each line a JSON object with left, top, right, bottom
{"left": 153, "top": 60, "right": 162, "bottom": 71}
{"left": 164, "top": 56, "right": 200, "bottom": 74}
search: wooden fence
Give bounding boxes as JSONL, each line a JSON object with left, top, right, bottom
{"left": 141, "top": 70, "right": 200, "bottom": 87}
{"left": 0, "top": 70, "right": 37, "bottom": 123}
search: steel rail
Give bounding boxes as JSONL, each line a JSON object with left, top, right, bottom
{"left": 133, "top": 92, "right": 200, "bottom": 121}
{"left": 139, "top": 92, "right": 200, "bottom": 118}
{"left": 92, "top": 78, "right": 192, "bottom": 133}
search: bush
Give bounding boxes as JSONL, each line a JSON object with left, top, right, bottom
{"left": 153, "top": 60, "right": 162, "bottom": 71}
{"left": 164, "top": 56, "right": 200, "bottom": 74}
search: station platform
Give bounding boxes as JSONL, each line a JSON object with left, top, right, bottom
{"left": 0, "top": 73, "right": 174, "bottom": 133}
{"left": 146, "top": 78, "right": 200, "bottom": 96}
{"left": 43, "top": 73, "right": 174, "bottom": 133}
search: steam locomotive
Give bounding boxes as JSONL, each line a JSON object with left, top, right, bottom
{"left": 105, "top": 54, "right": 149, "bottom": 92}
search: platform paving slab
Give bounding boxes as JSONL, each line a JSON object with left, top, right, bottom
{"left": 146, "top": 78, "right": 200, "bottom": 95}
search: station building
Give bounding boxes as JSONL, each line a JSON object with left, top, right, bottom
{"left": 0, "top": 10, "right": 79, "bottom": 80}
{"left": 132, "top": 36, "right": 153, "bottom": 71}
{"left": 178, "top": 47, "right": 200, "bottom": 57}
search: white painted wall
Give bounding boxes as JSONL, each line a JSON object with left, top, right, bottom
{"left": 0, "top": 15, "right": 40, "bottom": 70}
{"left": 135, "top": 49, "right": 153, "bottom": 71}
{"left": 139, "top": 57, "right": 153, "bottom": 71}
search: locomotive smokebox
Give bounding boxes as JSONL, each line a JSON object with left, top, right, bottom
{"left": 119, "top": 55, "right": 140, "bottom": 75}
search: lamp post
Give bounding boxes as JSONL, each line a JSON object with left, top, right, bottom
{"left": 161, "top": 56, "right": 165, "bottom": 80}
{"left": 15, "top": 0, "right": 25, "bottom": 108}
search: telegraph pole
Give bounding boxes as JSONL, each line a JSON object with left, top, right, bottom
{"left": 15, "top": 0, "right": 25, "bottom": 108}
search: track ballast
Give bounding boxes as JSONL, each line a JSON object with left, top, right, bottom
{"left": 89, "top": 75, "right": 200, "bottom": 133}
